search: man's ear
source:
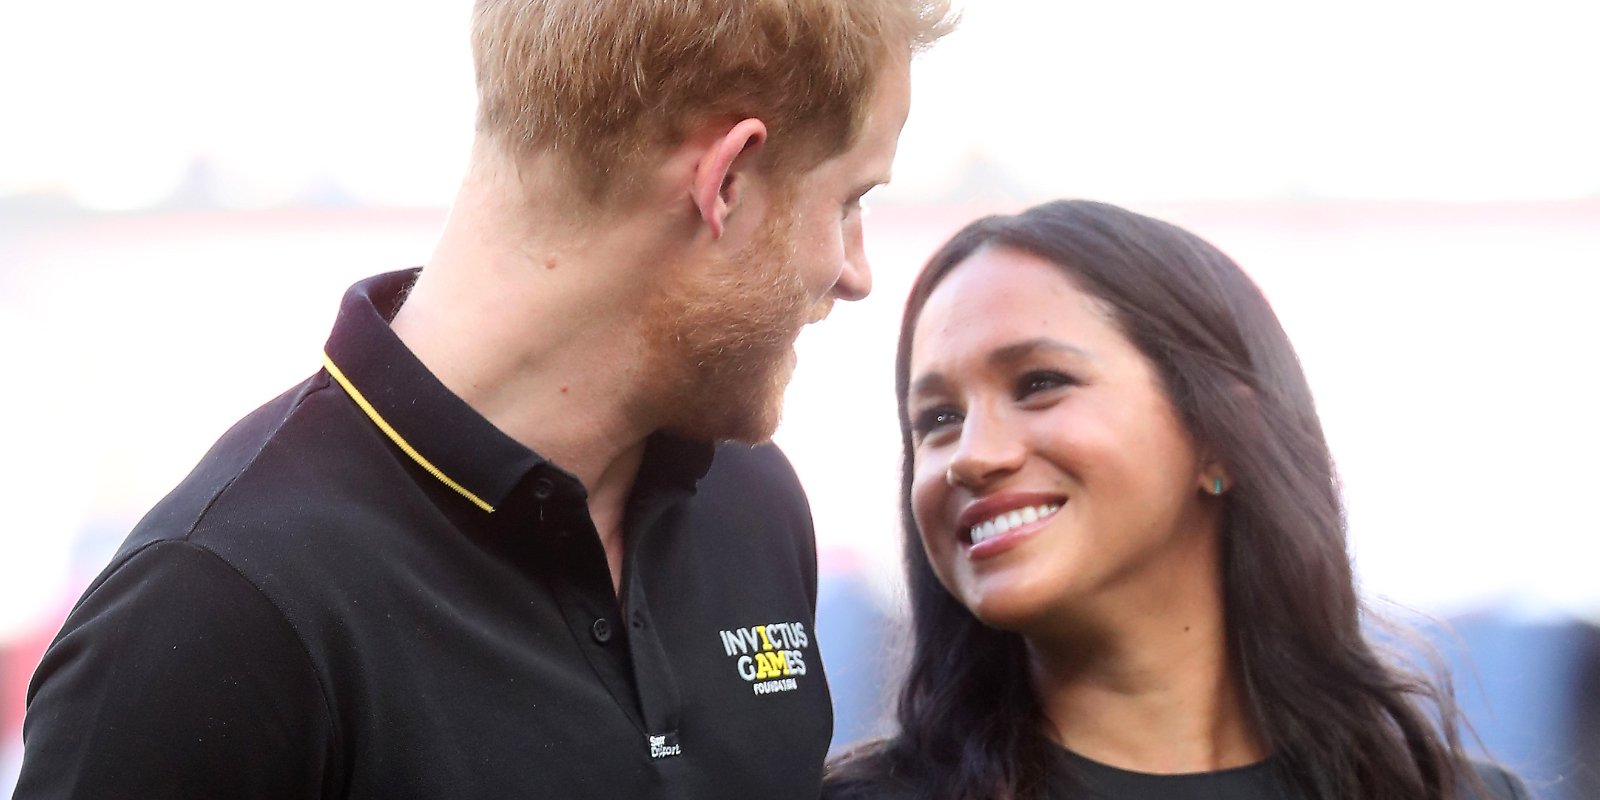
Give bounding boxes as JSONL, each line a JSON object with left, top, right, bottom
{"left": 691, "top": 118, "right": 768, "bottom": 240}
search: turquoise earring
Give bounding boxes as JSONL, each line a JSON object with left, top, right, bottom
{"left": 1211, "top": 477, "right": 1224, "bottom": 495}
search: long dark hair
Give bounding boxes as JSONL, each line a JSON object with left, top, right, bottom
{"left": 827, "top": 200, "right": 1476, "bottom": 800}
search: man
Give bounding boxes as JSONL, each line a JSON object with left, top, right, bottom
{"left": 14, "top": 1, "right": 952, "bottom": 797}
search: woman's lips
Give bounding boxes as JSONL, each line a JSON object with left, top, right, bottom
{"left": 969, "top": 502, "right": 1061, "bottom": 545}
{"left": 955, "top": 493, "right": 1067, "bottom": 559}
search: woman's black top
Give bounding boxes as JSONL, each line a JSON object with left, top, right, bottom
{"left": 1047, "top": 748, "right": 1288, "bottom": 799}
{"left": 824, "top": 746, "right": 1532, "bottom": 800}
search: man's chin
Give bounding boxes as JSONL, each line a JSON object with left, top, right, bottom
{"left": 663, "top": 403, "right": 783, "bottom": 445}
{"left": 663, "top": 359, "right": 793, "bottom": 444}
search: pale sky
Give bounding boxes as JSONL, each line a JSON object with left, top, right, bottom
{"left": 3, "top": 0, "right": 1597, "bottom": 208}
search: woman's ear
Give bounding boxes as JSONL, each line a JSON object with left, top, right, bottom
{"left": 1198, "top": 382, "right": 1258, "bottom": 496}
{"left": 1200, "top": 467, "right": 1231, "bottom": 496}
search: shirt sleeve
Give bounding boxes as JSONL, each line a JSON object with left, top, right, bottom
{"left": 14, "top": 540, "right": 337, "bottom": 799}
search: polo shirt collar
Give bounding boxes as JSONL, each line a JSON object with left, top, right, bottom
{"left": 320, "top": 269, "right": 715, "bottom": 514}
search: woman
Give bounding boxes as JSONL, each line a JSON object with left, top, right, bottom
{"left": 824, "top": 200, "right": 1526, "bottom": 800}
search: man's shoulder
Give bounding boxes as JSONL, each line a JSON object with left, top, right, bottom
{"left": 706, "top": 441, "right": 804, "bottom": 489}
{"left": 122, "top": 376, "right": 330, "bottom": 547}
{"left": 700, "top": 441, "right": 812, "bottom": 520}
{"left": 115, "top": 370, "right": 382, "bottom": 590}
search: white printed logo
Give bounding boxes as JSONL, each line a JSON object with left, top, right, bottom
{"left": 717, "top": 621, "right": 810, "bottom": 696}
{"left": 648, "top": 733, "right": 682, "bottom": 759}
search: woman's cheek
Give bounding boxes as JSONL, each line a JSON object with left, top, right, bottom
{"left": 910, "top": 453, "right": 952, "bottom": 556}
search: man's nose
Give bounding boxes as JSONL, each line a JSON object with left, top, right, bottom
{"left": 832, "top": 220, "right": 872, "bottom": 301}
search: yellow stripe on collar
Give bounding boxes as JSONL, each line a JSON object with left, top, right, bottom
{"left": 322, "top": 352, "right": 495, "bottom": 513}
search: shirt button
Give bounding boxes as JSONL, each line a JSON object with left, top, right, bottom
{"left": 591, "top": 617, "right": 612, "bottom": 644}
{"left": 531, "top": 477, "right": 556, "bottom": 500}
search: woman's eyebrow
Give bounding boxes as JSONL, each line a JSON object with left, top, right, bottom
{"left": 989, "top": 337, "right": 1092, "bottom": 367}
{"left": 907, "top": 371, "right": 948, "bottom": 401}
{"left": 907, "top": 338, "right": 1090, "bottom": 400}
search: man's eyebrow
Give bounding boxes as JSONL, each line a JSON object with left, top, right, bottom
{"left": 851, "top": 181, "right": 889, "bottom": 200}
{"left": 855, "top": 177, "right": 889, "bottom": 196}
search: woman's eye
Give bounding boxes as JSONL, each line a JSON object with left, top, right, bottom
{"left": 1016, "top": 370, "right": 1074, "bottom": 400}
{"left": 910, "top": 406, "right": 962, "bottom": 439}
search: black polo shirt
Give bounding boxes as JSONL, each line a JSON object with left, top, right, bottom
{"left": 17, "top": 270, "right": 834, "bottom": 799}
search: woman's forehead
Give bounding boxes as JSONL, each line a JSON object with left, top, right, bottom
{"left": 910, "top": 249, "right": 1115, "bottom": 365}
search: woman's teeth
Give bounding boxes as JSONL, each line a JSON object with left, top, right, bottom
{"left": 969, "top": 503, "right": 1061, "bottom": 546}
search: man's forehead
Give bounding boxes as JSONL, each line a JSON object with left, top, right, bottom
{"left": 862, "top": 60, "right": 913, "bottom": 165}
{"left": 818, "top": 59, "right": 913, "bottom": 183}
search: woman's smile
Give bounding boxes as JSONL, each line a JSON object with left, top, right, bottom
{"left": 957, "top": 493, "right": 1064, "bottom": 555}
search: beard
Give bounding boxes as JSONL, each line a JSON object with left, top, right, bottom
{"left": 637, "top": 204, "right": 832, "bottom": 443}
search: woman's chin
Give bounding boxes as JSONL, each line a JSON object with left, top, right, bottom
{"left": 964, "top": 590, "right": 1054, "bottom": 635}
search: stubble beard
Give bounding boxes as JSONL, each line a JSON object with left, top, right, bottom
{"left": 639, "top": 205, "right": 829, "bottom": 443}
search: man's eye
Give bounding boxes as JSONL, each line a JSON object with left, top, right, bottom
{"left": 843, "top": 188, "right": 876, "bottom": 219}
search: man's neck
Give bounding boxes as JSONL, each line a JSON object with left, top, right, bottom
{"left": 391, "top": 147, "right": 685, "bottom": 587}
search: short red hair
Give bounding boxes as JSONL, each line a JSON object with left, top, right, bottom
{"left": 471, "top": 0, "right": 954, "bottom": 201}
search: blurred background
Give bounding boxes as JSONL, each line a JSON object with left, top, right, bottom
{"left": 2, "top": 0, "right": 1597, "bottom": 795}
